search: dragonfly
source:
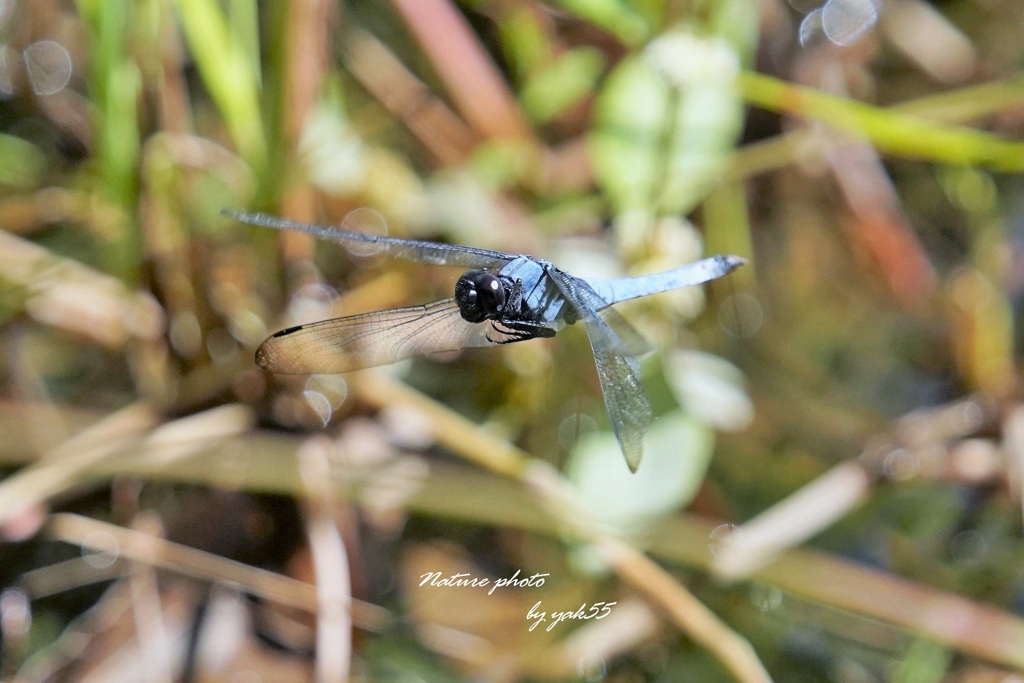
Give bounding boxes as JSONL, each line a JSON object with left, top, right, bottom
{"left": 226, "top": 209, "right": 744, "bottom": 472}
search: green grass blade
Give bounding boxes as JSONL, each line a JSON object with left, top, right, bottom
{"left": 740, "top": 71, "right": 1024, "bottom": 170}
{"left": 175, "top": 0, "right": 266, "bottom": 172}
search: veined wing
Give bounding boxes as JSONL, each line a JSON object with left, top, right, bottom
{"left": 549, "top": 270, "right": 652, "bottom": 472}
{"left": 555, "top": 270, "right": 652, "bottom": 357}
{"left": 585, "top": 254, "right": 745, "bottom": 307}
{"left": 256, "top": 299, "right": 511, "bottom": 374}
{"left": 225, "top": 210, "right": 515, "bottom": 269}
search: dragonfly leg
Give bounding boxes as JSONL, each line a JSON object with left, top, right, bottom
{"left": 487, "top": 319, "right": 555, "bottom": 344}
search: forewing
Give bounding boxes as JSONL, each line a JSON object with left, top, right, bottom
{"left": 256, "top": 299, "right": 509, "bottom": 374}
{"left": 225, "top": 210, "right": 514, "bottom": 269}
{"left": 549, "top": 271, "right": 652, "bottom": 472}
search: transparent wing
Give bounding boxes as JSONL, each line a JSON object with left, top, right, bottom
{"left": 256, "top": 299, "right": 513, "bottom": 374}
{"left": 225, "top": 210, "right": 515, "bottom": 269}
{"left": 585, "top": 254, "right": 746, "bottom": 307}
{"left": 549, "top": 270, "right": 653, "bottom": 472}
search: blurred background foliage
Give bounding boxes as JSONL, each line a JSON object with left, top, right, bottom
{"left": 1, "top": 0, "right": 1024, "bottom": 681}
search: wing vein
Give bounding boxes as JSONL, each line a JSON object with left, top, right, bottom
{"left": 256, "top": 299, "right": 502, "bottom": 374}
{"left": 225, "top": 210, "right": 514, "bottom": 269}
{"left": 547, "top": 270, "right": 652, "bottom": 471}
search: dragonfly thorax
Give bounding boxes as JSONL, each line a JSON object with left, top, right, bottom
{"left": 454, "top": 270, "right": 506, "bottom": 323}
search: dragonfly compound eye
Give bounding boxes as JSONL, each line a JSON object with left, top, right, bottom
{"left": 454, "top": 271, "right": 506, "bottom": 323}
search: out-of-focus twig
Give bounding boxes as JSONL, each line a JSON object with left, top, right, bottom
{"left": 281, "top": 0, "right": 333, "bottom": 149}
{"left": 45, "top": 513, "right": 391, "bottom": 632}
{"left": 712, "top": 394, "right": 997, "bottom": 579}
{"left": 750, "top": 540, "right": 1024, "bottom": 670}
{"left": 128, "top": 518, "right": 175, "bottom": 683}
{"left": 650, "top": 506, "right": 1024, "bottom": 671}
{"left": 598, "top": 534, "right": 771, "bottom": 683}
{"left": 298, "top": 437, "right": 352, "bottom": 683}
{"left": 712, "top": 461, "right": 873, "bottom": 580}
{"left": 0, "top": 404, "right": 252, "bottom": 531}
{"left": 388, "top": 0, "right": 534, "bottom": 143}
{"left": 880, "top": 0, "right": 976, "bottom": 84}
{"left": 552, "top": 598, "right": 658, "bottom": 675}
{"left": 0, "top": 229, "right": 165, "bottom": 347}
{"left": 342, "top": 28, "right": 477, "bottom": 165}
{"left": 0, "top": 403, "right": 157, "bottom": 531}
{"left": 279, "top": 0, "right": 335, "bottom": 262}
{"left": 1003, "top": 406, "right": 1024, "bottom": 531}
{"left": 826, "top": 140, "right": 937, "bottom": 307}
{"left": 350, "top": 371, "right": 529, "bottom": 478}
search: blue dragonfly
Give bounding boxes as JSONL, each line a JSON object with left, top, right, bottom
{"left": 227, "top": 210, "right": 744, "bottom": 472}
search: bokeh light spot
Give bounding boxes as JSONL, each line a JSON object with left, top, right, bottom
{"left": 23, "top": 40, "right": 72, "bottom": 96}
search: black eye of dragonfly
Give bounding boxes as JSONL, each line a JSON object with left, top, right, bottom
{"left": 454, "top": 271, "right": 506, "bottom": 323}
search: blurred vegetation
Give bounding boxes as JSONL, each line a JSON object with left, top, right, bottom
{"left": 1, "top": 0, "right": 1024, "bottom": 681}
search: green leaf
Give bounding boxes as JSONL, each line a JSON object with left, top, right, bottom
{"left": 498, "top": 5, "right": 553, "bottom": 80}
{"left": 548, "top": 0, "right": 650, "bottom": 46}
{"left": 174, "top": 0, "right": 266, "bottom": 171}
{"left": 665, "top": 350, "right": 753, "bottom": 432}
{"left": 892, "top": 639, "right": 951, "bottom": 683}
{"left": 567, "top": 410, "right": 714, "bottom": 534}
{"left": 521, "top": 47, "right": 605, "bottom": 124}
{"left": 0, "top": 135, "right": 46, "bottom": 189}
{"left": 589, "top": 33, "right": 744, "bottom": 216}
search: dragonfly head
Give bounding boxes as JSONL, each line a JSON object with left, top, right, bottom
{"left": 455, "top": 270, "right": 506, "bottom": 323}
